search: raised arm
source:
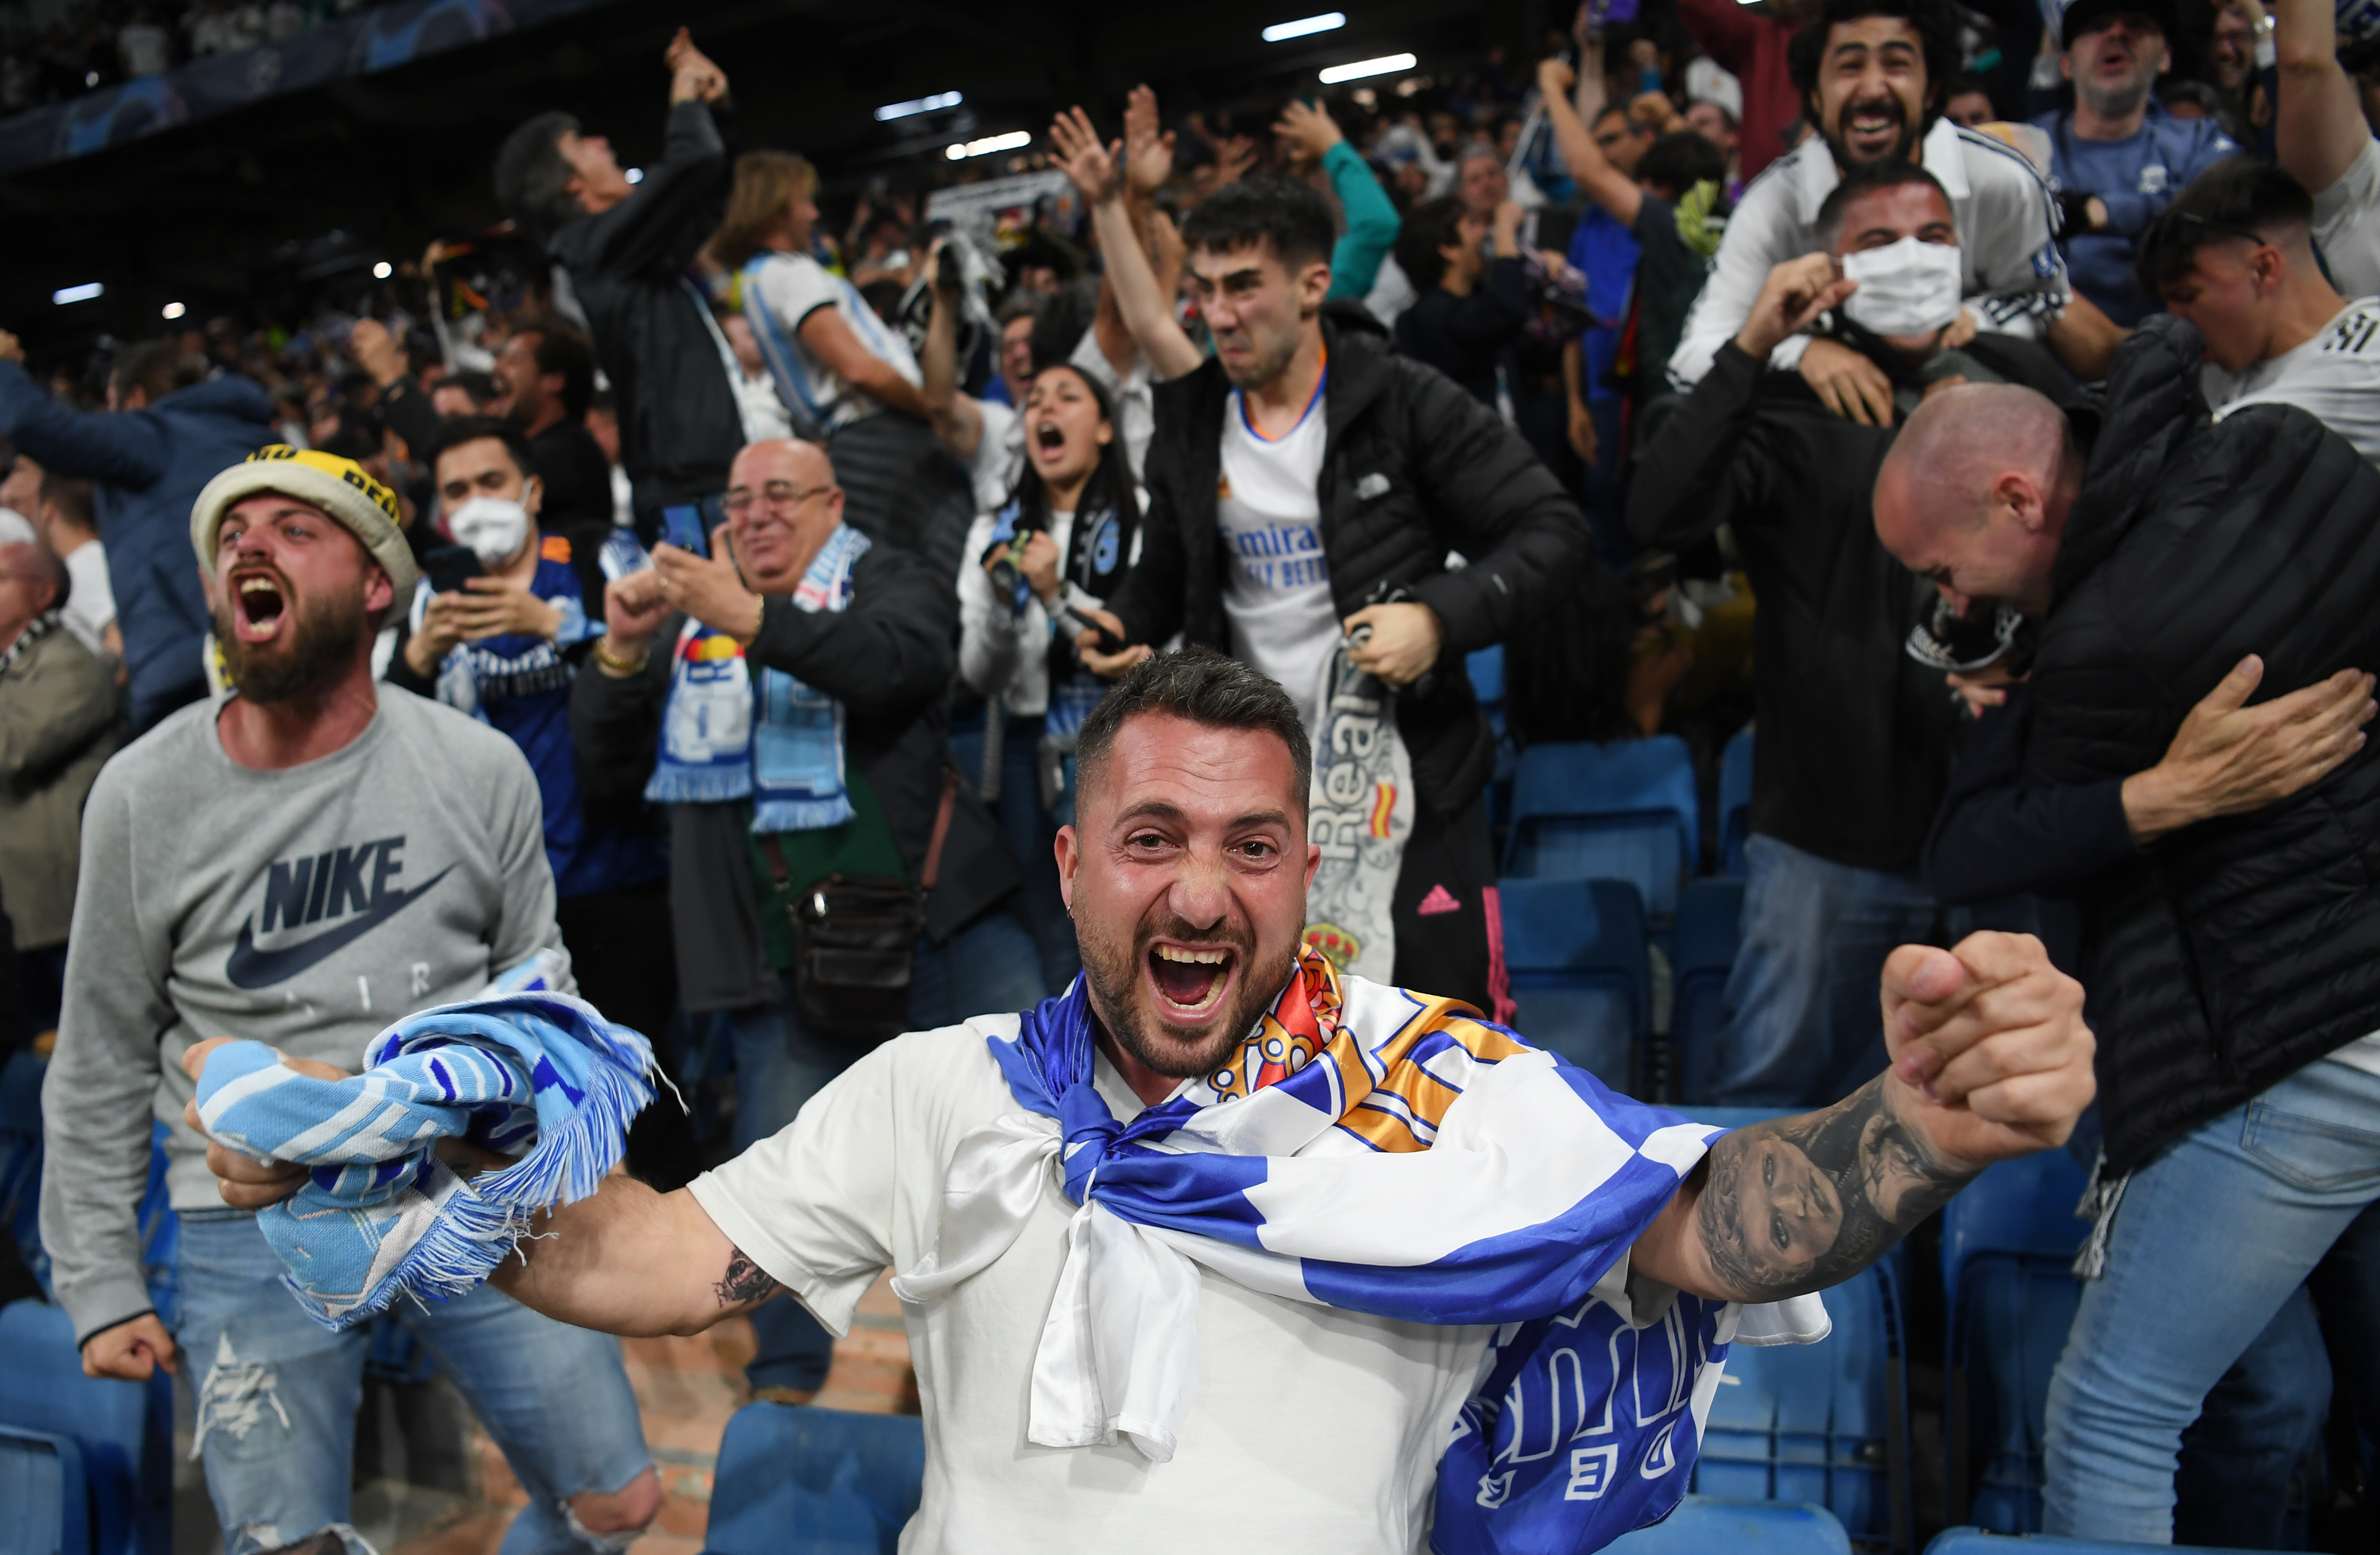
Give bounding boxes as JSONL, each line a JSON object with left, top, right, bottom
{"left": 1632, "top": 932, "right": 2093, "bottom": 1303}
{"left": 918, "top": 244, "right": 988, "bottom": 462}
{"left": 1538, "top": 56, "right": 1644, "bottom": 227}
{"left": 2273, "top": 0, "right": 2373, "bottom": 197}
{"left": 1050, "top": 107, "right": 1204, "bottom": 381}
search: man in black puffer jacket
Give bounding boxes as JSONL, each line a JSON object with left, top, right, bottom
{"left": 1874, "top": 314, "right": 2380, "bottom": 1544}
{"left": 1087, "top": 177, "right": 1589, "bottom": 1012}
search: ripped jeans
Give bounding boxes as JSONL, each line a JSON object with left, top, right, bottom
{"left": 176, "top": 1211, "right": 652, "bottom": 1555}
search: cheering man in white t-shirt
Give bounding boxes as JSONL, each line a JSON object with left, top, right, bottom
{"left": 193, "top": 648, "right": 2096, "bottom": 1555}
{"left": 2137, "top": 158, "right": 2380, "bottom": 463}
{"left": 1081, "top": 176, "right": 1590, "bottom": 1015}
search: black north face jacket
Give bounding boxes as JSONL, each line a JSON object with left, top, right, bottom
{"left": 1106, "top": 303, "right": 1591, "bottom": 818}
{"left": 2010, "top": 315, "right": 2380, "bottom": 1175}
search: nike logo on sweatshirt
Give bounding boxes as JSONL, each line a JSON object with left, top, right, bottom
{"left": 224, "top": 835, "right": 454, "bottom": 989}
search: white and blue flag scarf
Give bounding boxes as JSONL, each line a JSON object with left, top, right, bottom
{"left": 892, "top": 948, "right": 1827, "bottom": 1551}
{"left": 191, "top": 978, "right": 658, "bottom": 1330}
{"left": 644, "top": 522, "right": 870, "bottom": 832}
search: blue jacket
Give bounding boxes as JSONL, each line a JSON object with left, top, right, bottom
{"left": 0, "top": 367, "right": 273, "bottom": 728}
{"left": 2032, "top": 104, "right": 2239, "bottom": 325}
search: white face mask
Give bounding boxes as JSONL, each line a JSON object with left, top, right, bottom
{"left": 1840, "top": 236, "right": 1965, "bottom": 337}
{"left": 446, "top": 495, "right": 530, "bottom": 569}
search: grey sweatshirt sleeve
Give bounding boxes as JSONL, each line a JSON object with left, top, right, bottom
{"left": 483, "top": 737, "right": 576, "bottom": 996}
{"left": 40, "top": 764, "right": 180, "bottom": 1345}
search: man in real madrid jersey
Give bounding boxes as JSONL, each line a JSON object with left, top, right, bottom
{"left": 199, "top": 647, "right": 2096, "bottom": 1555}
{"left": 42, "top": 446, "right": 661, "bottom": 1551}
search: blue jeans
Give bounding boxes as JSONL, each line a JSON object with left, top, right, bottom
{"left": 2044, "top": 1058, "right": 2380, "bottom": 1542}
{"left": 2173, "top": 1284, "right": 2330, "bottom": 1549}
{"left": 175, "top": 1213, "right": 651, "bottom": 1555}
{"left": 1699, "top": 834, "right": 2035, "bottom": 1107}
{"left": 730, "top": 910, "right": 1047, "bottom": 1392}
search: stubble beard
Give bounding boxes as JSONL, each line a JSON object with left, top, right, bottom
{"left": 1075, "top": 907, "right": 1293, "bottom": 1082}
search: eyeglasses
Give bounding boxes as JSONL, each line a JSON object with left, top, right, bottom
{"left": 721, "top": 481, "right": 835, "bottom": 517}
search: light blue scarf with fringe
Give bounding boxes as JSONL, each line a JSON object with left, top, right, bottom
{"left": 643, "top": 522, "right": 870, "bottom": 832}
{"left": 191, "top": 988, "right": 658, "bottom": 1329}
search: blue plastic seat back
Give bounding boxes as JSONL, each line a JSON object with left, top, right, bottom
{"left": 0, "top": 1424, "right": 89, "bottom": 1555}
{"left": 1504, "top": 738, "right": 1699, "bottom": 917}
{"left": 1609, "top": 1496, "right": 1853, "bottom": 1554}
{"left": 1719, "top": 726, "right": 1755, "bottom": 877}
{"left": 1938, "top": 1151, "right": 2092, "bottom": 1534}
{"left": 705, "top": 1404, "right": 926, "bottom": 1555}
{"left": 1467, "top": 645, "right": 1506, "bottom": 707}
{"left": 1669, "top": 879, "right": 1744, "bottom": 1101}
{"left": 0, "top": 1300, "right": 171, "bottom": 1555}
{"left": 1691, "top": 1259, "right": 1908, "bottom": 1542}
{"left": 1497, "top": 878, "right": 1648, "bottom": 1092}
{"left": 1925, "top": 1529, "right": 2272, "bottom": 1555}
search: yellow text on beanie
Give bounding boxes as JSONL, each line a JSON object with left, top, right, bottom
{"left": 188, "top": 445, "right": 420, "bottom": 601}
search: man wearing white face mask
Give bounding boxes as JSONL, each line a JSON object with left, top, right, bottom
{"left": 1627, "top": 160, "right": 2075, "bottom": 1107}
{"left": 387, "top": 417, "right": 685, "bottom": 1183}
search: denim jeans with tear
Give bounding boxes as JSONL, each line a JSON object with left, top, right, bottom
{"left": 175, "top": 1212, "right": 651, "bottom": 1555}
{"left": 2044, "top": 1057, "right": 2380, "bottom": 1542}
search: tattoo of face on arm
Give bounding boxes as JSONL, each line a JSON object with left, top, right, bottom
{"left": 1693, "top": 1076, "right": 1978, "bottom": 1302}
{"left": 714, "top": 1246, "right": 783, "bottom": 1309}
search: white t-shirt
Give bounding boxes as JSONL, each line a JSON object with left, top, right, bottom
{"left": 2314, "top": 137, "right": 2380, "bottom": 302}
{"left": 687, "top": 1020, "right": 1494, "bottom": 1554}
{"left": 57, "top": 540, "right": 114, "bottom": 659}
{"left": 743, "top": 251, "right": 923, "bottom": 437}
{"left": 1216, "top": 386, "right": 1339, "bottom": 735}
{"left": 2203, "top": 297, "right": 2380, "bottom": 466}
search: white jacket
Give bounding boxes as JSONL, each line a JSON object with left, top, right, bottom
{"left": 1667, "top": 117, "right": 2070, "bottom": 389}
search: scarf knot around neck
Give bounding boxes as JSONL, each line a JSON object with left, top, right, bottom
{"left": 192, "top": 971, "right": 658, "bottom": 1329}
{"left": 892, "top": 948, "right": 1828, "bottom": 1551}
{"left": 644, "top": 522, "right": 870, "bottom": 832}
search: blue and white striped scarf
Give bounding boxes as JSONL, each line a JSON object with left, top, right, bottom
{"left": 893, "top": 950, "right": 1826, "bottom": 1551}
{"left": 192, "top": 981, "right": 658, "bottom": 1330}
{"left": 643, "top": 522, "right": 870, "bottom": 832}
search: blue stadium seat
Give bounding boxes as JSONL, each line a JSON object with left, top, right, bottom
{"left": 0, "top": 1424, "right": 89, "bottom": 1555}
{"left": 704, "top": 1404, "right": 926, "bottom": 1555}
{"left": 1690, "top": 1254, "right": 1912, "bottom": 1548}
{"left": 1612, "top": 1497, "right": 1853, "bottom": 1553}
{"left": 1926, "top": 1530, "right": 2268, "bottom": 1555}
{"left": 1669, "top": 878, "right": 1744, "bottom": 1103}
{"left": 1939, "top": 1149, "right": 2093, "bottom": 1533}
{"left": 1503, "top": 738, "right": 1699, "bottom": 918}
{"left": 1467, "top": 644, "right": 1505, "bottom": 707}
{"left": 0, "top": 1301, "right": 171, "bottom": 1555}
{"left": 1496, "top": 877, "right": 1649, "bottom": 1093}
{"left": 1719, "top": 726, "right": 1755, "bottom": 878}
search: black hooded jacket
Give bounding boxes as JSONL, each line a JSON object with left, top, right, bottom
{"left": 1104, "top": 303, "right": 1590, "bottom": 817}
{"left": 1992, "top": 316, "right": 2380, "bottom": 1176}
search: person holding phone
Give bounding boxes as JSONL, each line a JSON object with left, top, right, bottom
{"left": 386, "top": 417, "right": 684, "bottom": 1184}
{"left": 955, "top": 361, "right": 1144, "bottom": 993}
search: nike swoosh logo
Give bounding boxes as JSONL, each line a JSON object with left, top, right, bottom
{"left": 224, "top": 866, "right": 456, "bottom": 989}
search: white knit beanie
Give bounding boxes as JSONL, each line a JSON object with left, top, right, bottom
{"left": 189, "top": 445, "right": 419, "bottom": 600}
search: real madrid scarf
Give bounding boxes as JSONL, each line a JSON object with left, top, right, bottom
{"left": 892, "top": 950, "right": 1828, "bottom": 1551}
{"left": 1301, "top": 639, "right": 1413, "bottom": 982}
{"left": 644, "top": 523, "right": 870, "bottom": 832}
{"left": 191, "top": 980, "right": 658, "bottom": 1330}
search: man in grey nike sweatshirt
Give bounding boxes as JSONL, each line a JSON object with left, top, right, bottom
{"left": 39, "top": 444, "right": 659, "bottom": 1552}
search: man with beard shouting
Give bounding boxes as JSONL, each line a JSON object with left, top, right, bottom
{"left": 1666, "top": 0, "right": 2078, "bottom": 417}
{"left": 196, "top": 648, "right": 2098, "bottom": 1554}
{"left": 39, "top": 446, "right": 661, "bottom": 1551}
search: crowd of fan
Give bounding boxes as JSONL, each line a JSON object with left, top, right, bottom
{"left": 3, "top": 0, "right": 2380, "bottom": 1544}
{"left": 0, "top": 0, "right": 372, "bottom": 112}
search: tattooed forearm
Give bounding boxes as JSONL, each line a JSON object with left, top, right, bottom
{"left": 1692, "top": 1076, "right": 1977, "bottom": 1302}
{"left": 713, "top": 1246, "right": 783, "bottom": 1309}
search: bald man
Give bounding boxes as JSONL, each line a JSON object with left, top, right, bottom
{"left": 569, "top": 436, "right": 1043, "bottom": 1405}
{"left": 1875, "top": 315, "right": 2380, "bottom": 1541}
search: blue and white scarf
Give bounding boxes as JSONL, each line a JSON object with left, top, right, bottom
{"left": 191, "top": 973, "right": 657, "bottom": 1330}
{"left": 892, "top": 950, "right": 1827, "bottom": 1551}
{"left": 644, "top": 523, "right": 870, "bottom": 832}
